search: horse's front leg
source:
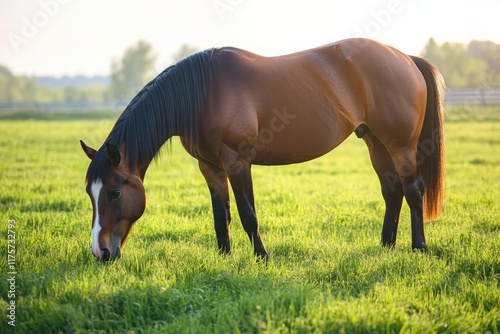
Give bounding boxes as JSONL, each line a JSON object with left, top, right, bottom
{"left": 225, "top": 160, "right": 269, "bottom": 260}
{"left": 199, "top": 161, "right": 232, "bottom": 254}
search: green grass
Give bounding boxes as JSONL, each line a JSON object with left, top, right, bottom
{"left": 0, "top": 106, "right": 499, "bottom": 333}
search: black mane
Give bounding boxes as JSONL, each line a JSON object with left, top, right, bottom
{"left": 86, "top": 48, "right": 217, "bottom": 183}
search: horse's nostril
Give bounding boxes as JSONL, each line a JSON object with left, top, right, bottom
{"left": 100, "top": 248, "right": 111, "bottom": 262}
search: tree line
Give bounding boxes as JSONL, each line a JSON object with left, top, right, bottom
{"left": 0, "top": 66, "right": 111, "bottom": 104}
{"left": 1, "top": 38, "right": 499, "bottom": 105}
{"left": 0, "top": 40, "right": 169, "bottom": 105}
{"left": 421, "top": 38, "right": 500, "bottom": 88}
{"left": 0, "top": 65, "right": 111, "bottom": 105}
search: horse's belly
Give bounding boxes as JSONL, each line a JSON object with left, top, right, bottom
{"left": 250, "top": 114, "right": 352, "bottom": 166}
{"left": 252, "top": 150, "right": 331, "bottom": 165}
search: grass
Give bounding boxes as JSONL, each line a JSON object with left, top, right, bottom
{"left": 0, "top": 106, "right": 499, "bottom": 333}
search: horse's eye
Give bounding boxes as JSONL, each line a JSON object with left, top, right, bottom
{"left": 110, "top": 190, "right": 121, "bottom": 201}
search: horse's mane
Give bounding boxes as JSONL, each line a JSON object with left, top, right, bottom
{"left": 86, "top": 48, "right": 217, "bottom": 182}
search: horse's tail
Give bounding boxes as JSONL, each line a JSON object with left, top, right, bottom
{"left": 410, "top": 56, "right": 445, "bottom": 220}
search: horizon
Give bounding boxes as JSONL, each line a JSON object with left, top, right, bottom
{"left": 1, "top": 0, "right": 499, "bottom": 77}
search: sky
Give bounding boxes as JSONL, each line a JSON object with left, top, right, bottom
{"left": 1, "top": 0, "right": 499, "bottom": 77}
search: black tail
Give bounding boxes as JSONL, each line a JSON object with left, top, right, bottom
{"left": 410, "top": 56, "right": 445, "bottom": 220}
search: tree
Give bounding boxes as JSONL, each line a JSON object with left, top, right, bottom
{"left": 0, "top": 65, "right": 12, "bottom": 102}
{"left": 172, "top": 44, "right": 200, "bottom": 63}
{"left": 467, "top": 40, "right": 500, "bottom": 84}
{"left": 110, "top": 40, "right": 156, "bottom": 101}
{"left": 64, "top": 85, "right": 81, "bottom": 103}
{"left": 6, "top": 76, "right": 24, "bottom": 103}
{"left": 24, "top": 77, "right": 38, "bottom": 103}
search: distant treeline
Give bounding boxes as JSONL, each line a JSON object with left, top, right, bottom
{"left": 0, "top": 66, "right": 110, "bottom": 104}
{"left": 1, "top": 39, "right": 499, "bottom": 104}
{"left": 421, "top": 38, "right": 500, "bottom": 88}
{"left": 0, "top": 40, "right": 189, "bottom": 105}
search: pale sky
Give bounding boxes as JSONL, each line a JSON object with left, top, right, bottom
{"left": 1, "top": 0, "right": 499, "bottom": 77}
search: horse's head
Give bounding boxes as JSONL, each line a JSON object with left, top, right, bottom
{"left": 80, "top": 141, "right": 146, "bottom": 262}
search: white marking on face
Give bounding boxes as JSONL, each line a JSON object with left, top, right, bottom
{"left": 91, "top": 179, "right": 103, "bottom": 258}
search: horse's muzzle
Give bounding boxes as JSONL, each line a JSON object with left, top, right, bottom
{"left": 97, "top": 247, "right": 121, "bottom": 262}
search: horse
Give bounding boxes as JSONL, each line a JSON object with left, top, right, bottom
{"left": 81, "top": 38, "right": 445, "bottom": 262}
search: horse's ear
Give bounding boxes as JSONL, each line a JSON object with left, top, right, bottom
{"left": 80, "top": 140, "right": 97, "bottom": 160}
{"left": 106, "top": 143, "right": 121, "bottom": 166}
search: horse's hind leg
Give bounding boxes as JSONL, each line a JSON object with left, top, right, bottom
{"left": 389, "top": 146, "right": 427, "bottom": 251}
{"left": 363, "top": 132, "right": 404, "bottom": 247}
{"left": 199, "top": 161, "right": 232, "bottom": 254}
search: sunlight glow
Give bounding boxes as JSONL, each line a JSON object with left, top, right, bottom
{"left": 0, "top": 0, "right": 498, "bottom": 76}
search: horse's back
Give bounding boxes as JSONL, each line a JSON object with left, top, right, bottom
{"left": 199, "top": 39, "right": 426, "bottom": 166}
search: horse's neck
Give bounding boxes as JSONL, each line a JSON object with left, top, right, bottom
{"left": 120, "top": 113, "right": 176, "bottom": 180}
{"left": 114, "top": 51, "right": 212, "bottom": 178}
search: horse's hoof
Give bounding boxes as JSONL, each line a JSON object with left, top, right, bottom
{"left": 412, "top": 245, "right": 428, "bottom": 253}
{"left": 381, "top": 242, "right": 396, "bottom": 249}
{"left": 255, "top": 253, "right": 269, "bottom": 263}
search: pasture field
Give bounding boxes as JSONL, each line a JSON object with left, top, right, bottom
{"left": 0, "top": 106, "right": 499, "bottom": 333}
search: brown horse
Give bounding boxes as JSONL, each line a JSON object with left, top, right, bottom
{"left": 81, "top": 38, "right": 445, "bottom": 262}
